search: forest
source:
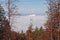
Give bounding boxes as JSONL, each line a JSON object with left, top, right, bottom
{"left": 0, "top": 0, "right": 60, "bottom": 40}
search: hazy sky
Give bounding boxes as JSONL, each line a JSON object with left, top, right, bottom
{"left": 0, "top": 0, "right": 48, "bottom": 33}
{"left": 0, "top": 0, "right": 48, "bottom": 15}
{"left": 11, "top": 0, "right": 48, "bottom": 33}
{"left": 17, "top": 0, "right": 48, "bottom": 15}
{"left": 11, "top": 15, "right": 47, "bottom": 33}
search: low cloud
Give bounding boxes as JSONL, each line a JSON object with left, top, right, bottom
{"left": 11, "top": 15, "right": 47, "bottom": 33}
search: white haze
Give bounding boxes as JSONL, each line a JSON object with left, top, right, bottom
{"left": 11, "top": 15, "right": 47, "bottom": 33}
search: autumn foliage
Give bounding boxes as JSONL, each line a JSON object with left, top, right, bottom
{"left": 1, "top": 0, "right": 60, "bottom": 40}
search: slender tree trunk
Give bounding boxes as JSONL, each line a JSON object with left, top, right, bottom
{"left": 8, "top": 0, "right": 11, "bottom": 24}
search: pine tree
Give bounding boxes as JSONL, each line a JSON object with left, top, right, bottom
{"left": 0, "top": 5, "right": 11, "bottom": 40}
{"left": 38, "top": 27, "right": 44, "bottom": 40}
{"left": 20, "top": 30, "right": 26, "bottom": 40}
{"left": 33, "top": 27, "right": 39, "bottom": 40}
{"left": 3, "top": 20, "right": 11, "bottom": 40}
{"left": 0, "top": 5, "right": 6, "bottom": 40}
{"left": 26, "top": 24, "right": 33, "bottom": 40}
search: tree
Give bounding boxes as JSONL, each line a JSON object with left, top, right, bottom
{"left": 0, "top": 5, "right": 11, "bottom": 40}
{"left": 7, "top": 0, "right": 19, "bottom": 24}
{"left": 45, "top": 0, "right": 60, "bottom": 40}
{"left": 38, "top": 26, "right": 44, "bottom": 40}
{"left": 20, "top": 30, "right": 26, "bottom": 40}
{"left": 10, "top": 31, "right": 18, "bottom": 40}
{"left": 33, "top": 27, "right": 39, "bottom": 40}
{"left": 0, "top": 5, "right": 6, "bottom": 40}
{"left": 3, "top": 20, "right": 11, "bottom": 40}
{"left": 0, "top": 0, "right": 19, "bottom": 26}
{"left": 26, "top": 24, "right": 33, "bottom": 40}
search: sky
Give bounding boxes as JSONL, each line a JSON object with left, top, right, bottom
{"left": 17, "top": 0, "right": 48, "bottom": 15}
{"left": 0, "top": 0, "right": 48, "bottom": 33}
{"left": 0, "top": 0, "right": 48, "bottom": 15}
{"left": 11, "top": 0, "right": 48, "bottom": 33}
{"left": 11, "top": 15, "right": 47, "bottom": 33}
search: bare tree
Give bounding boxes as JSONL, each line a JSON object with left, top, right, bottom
{"left": 46, "top": 0, "right": 60, "bottom": 40}
{"left": 7, "top": 0, "right": 19, "bottom": 26}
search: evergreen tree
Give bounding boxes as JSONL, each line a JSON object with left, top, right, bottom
{"left": 3, "top": 20, "right": 11, "bottom": 40}
{"left": 20, "top": 30, "right": 26, "bottom": 40}
{"left": 26, "top": 23, "right": 33, "bottom": 40}
{"left": 0, "top": 5, "right": 11, "bottom": 40}
{"left": 0, "top": 5, "right": 6, "bottom": 40}
{"left": 33, "top": 27, "right": 39, "bottom": 40}
{"left": 38, "top": 26, "right": 44, "bottom": 40}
